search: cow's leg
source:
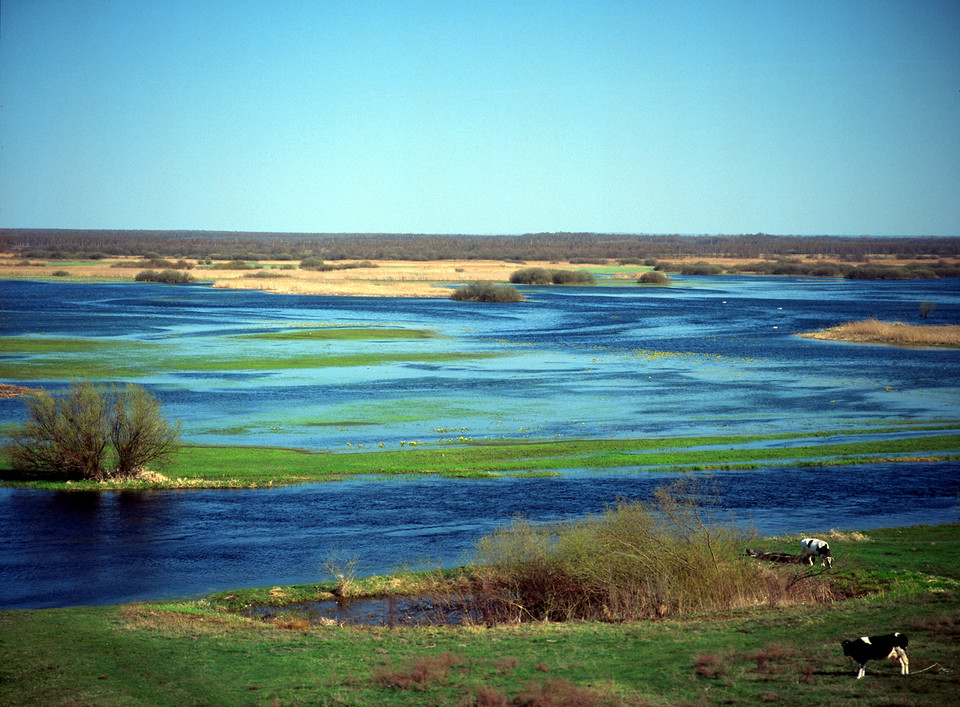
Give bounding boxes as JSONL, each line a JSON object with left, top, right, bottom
{"left": 896, "top": 647, "right": 909, "bottom": 675}
{"left": 856, "top": 664, "right": 866, "bottom": 679}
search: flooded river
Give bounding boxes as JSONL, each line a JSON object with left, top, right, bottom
{"left": 1, "top": 276, "right": 958, "bottom": 608}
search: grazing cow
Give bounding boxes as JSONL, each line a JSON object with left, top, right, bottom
{"left": 800, "top": 537, "right": 833, "bottom": 568}
{"left": 841, "top": 632, "right": 909, "bottom": 679}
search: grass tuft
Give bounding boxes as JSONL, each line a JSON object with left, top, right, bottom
{"left": 373, "top": 652, "right": 464, "bottom": 690}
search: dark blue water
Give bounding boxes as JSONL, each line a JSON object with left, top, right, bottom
{"left": 1, "top": 462, "right": 957, "bottom": 610}
{"left": 1, "top": 277, "right": 959, "bottom": 609}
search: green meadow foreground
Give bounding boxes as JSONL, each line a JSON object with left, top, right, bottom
{"left": 1, "top": 524, "right": 958, "bottom": 706}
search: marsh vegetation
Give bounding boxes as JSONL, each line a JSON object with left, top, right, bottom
{"left": 800, "top": 319, "right": 960, "bottom": 347}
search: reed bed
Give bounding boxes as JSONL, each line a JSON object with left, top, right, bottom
{"left": 800, "top": 318, "right": 960, "bottom": 347}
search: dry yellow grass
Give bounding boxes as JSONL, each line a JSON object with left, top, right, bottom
{"left": 799, "top": 319, "right": 960, "bottom": 347}
{"left": 0, "top": 254, "right": 540, "bottom": 298}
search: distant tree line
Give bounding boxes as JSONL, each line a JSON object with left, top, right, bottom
{"left": 649, "top": 257, "right": 960, "bottom": 279}
{"left": 2, "top": 229, "right": 958, "bottom": 265}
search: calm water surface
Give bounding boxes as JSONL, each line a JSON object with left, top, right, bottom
{"left": 1, "top": 277, "right": 958, "bottom": 608}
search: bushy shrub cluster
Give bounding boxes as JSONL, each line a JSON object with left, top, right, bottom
{"left": 112, "top": 258, "right": 193, "bottom": 269}
{"left": 243, "top": 270, "right": 291, "bottom": 279}
{"left": 470, "top": 480, "right": 830, "bottom": 623}
{"left": 135, "top": 269, "right": 194, "bottom": 284}
{"left": 208, "top": 260, "right": 260, "bottom": 270}
{"left": 134, "top": 269, "right": 196, "bottom": 284}
{"left": 680, "top": 261, "right": 725, "bottom": 276}
{"left": 5, "top": 383, "right": 181, "bottom": 481}
{"left": 509, "top": 268, "right": 596, "bottom": 285}
{"left": 737, "top": 259, "right": 960, "bottom": 279}
{"left": 450, "top": 283, "right": 524, "bottom": 302}
{"left": 638, "top": 270, "right": 670, "bottom": 284}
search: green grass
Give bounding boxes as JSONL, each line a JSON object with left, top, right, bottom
{"left": 0, "top": 336, "right": 133, "bottom": 354}
{"left": 0, "top": 339, "right": 503, "bottom": 379}
{"left": 1, "top": 524, "right": 957, "bottom": 706}
{"left": 4, "top": 427, "right": 957, "bottom": 490}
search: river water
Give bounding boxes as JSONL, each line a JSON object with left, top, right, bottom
{"left": 1, "top": 276, "right": 958, "bottom": 608}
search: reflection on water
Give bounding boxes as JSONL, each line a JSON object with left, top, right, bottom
{"left": 1, "top": 462, "right": 957, "bottom": 609}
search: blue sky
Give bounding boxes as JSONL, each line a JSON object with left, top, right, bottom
{"left": 2, "top": 1, "right": 958, "bottom": 235}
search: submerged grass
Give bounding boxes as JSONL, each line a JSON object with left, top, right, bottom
{"left": 4, "top": 427, "right": 957, "bottom": 489}
{"left": 238, "top": 327, "right": 438, "bottom": 341}
{"left": 0, "top": 345, "right": 504, "bottom": 379}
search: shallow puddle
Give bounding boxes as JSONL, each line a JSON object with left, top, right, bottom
{"left": 247, "top": 595, "right": 479, "bottom": 627}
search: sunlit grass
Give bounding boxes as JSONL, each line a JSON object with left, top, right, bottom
{"left": 5, "top": 428, "right": 956, "bottom": 490}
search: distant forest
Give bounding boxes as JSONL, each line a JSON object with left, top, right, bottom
{"left": 2, "top": 229, "right": 958, "bottom": 263}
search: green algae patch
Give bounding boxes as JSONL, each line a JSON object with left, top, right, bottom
{"left": 0, "top": 336, "right": 135, "bottom": 354}
{"left": 238, "top": 327, "right": 438, "bottom": 341}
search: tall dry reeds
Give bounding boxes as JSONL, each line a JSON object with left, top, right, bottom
{"left": 799, "top": 319, "right": 960, "bottom": 347}
{"left": 471, "top": 479, "right": 831, "bottom": 624}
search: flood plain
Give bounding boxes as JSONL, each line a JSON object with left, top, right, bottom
{"left": 1, "top": 275, "right": 959, "bottom": 608}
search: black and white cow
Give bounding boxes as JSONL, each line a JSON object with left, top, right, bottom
{"left": 841, "top": 632, "right": 909, "bottom": 679}
{"left": 800, "top": 537, "right": 833, "bottom": 568}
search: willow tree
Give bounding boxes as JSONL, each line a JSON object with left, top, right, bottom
{"left": 6, "top": 382, "right": 180, "bottom": 481}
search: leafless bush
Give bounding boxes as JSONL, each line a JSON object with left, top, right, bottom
{"left": 5, "top": 382, "right": 181, "bottom": 481}
{"left": 471, "top": 479, "right": 833, "bottom": 624}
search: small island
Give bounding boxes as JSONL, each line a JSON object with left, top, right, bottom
{"left": 799, "top": 319, "right": 960, "bottom": 347}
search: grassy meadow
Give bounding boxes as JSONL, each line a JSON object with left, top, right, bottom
{"left": 3, "top": 425, "right": 959, "bottom": 490}
{"left": 1, "top": 523, "right": 958, "bottom": 706}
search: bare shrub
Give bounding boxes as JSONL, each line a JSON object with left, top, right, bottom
{"left": 472, "top": 686, "right": 510, "bottom": 706}
{"left": 472, "top": 479, "right": 833, "bottom": 624}
{"left": 694, "top": 652, "right": 729, "bottom": 679}
{"left": 744, "top": 643, "right": 794, "bottom": 674}
{"left": 322, "top": 548, "right": 360, "bottom": 597}
{"left": 512, "top": 679, "right": 619, "bottom": 707}
{"left": 110, "top": 384, "right": 182, "bottom": 477}
{"left": 6, "top": 382, "right": 109, "bottom": 480}
{"left": 492, "top": 657, "right": 519, "bottom": 673}
{"left": 374, "top": 653, "right": 464, "bottom": 690}
{"left": 6, "top": 382, "right": 181, "bottom": 481}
